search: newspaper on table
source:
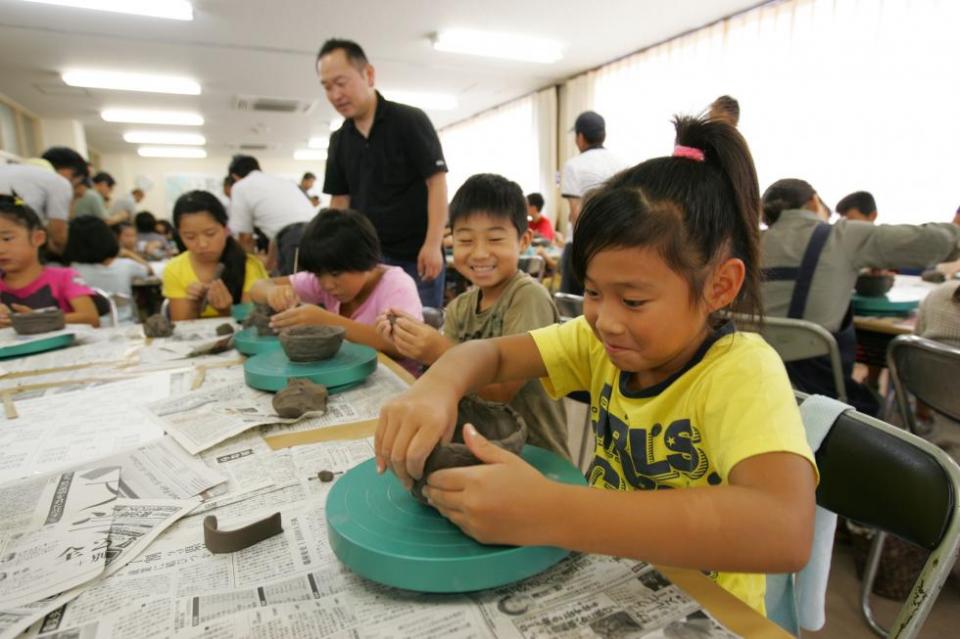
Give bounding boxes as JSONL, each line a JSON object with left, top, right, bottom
{"left": 199, "top": 432, "right": 296, "bottom": 496}
{"left": 0, "top": 373, "right": 175, "bottom": 485}
{"left": 26, "top": 439, "right": 742, "bottom": 639}
{"left": 97, "top": 436, "right": 226, "bottom": 500}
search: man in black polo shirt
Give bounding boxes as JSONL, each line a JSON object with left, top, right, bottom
{"left": 316, "top": 38, "right": 449, "bottom": 309}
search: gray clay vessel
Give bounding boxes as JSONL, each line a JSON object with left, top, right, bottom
{"left": 854, "top": 274, "right": 895, "bottom": 297}
{"left": 272, "top": 378, "right": 329, "bottom": 418}
{"left": 411, "top": 396, "right": 527, "bottom": 503}
{"left": 279, "top": 325, "right": 345, "bottom": 362}
{"left": 142, "top": 313, "right": 174, "bottom": 338}
{"left": 244, "top": 303, "right": 277, "bottom": 337}
{"left": 10, "top": 307, "right": 65, "bottom": 335}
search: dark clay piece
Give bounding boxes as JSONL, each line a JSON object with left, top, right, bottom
{"left": 854, "top": 274, "right": 895, "bottom": 297}
{"left": 318, "top": 470, "right": 335, "bottom": 483}
{"left": 143, "top": 313, "right": 174, "bottom": 337}
{"left": 386, "top": 312, "right": 398, "bottom": 330}
{"left": 10, "top": 307, "right": 65, "bottom": 335}
{"left": 216, "top": 322, "right": 235, "bottom": 336}
{"left": 921, "top": 269, "right": 946, "bottom": 284}
{"left": 203, "top": 512, "right": 282, "bottom": 554}
{"left": 279, "top": 325, "right": 345, "bottom": 362}
{"left": 411, "top": 396, "right": 527, "bottom": 503}
{"left": 244, "top": 303, "right": 277, "bottom": 337}
{"left": 272, "top": 378, "right": 329, "bottom": 418}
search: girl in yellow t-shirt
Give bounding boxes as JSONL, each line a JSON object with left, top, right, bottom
{"left": 375, "top": 115, "right": 819, "bottom": 615}
{"left": 162, "top": 190, "right": 267, "bottom": 320}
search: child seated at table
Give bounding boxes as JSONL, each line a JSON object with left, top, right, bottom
{"left": 526, "top": 192, "right": 557, "bottom": 242}
{"left": 376, "top": 174, "right": 569, "bottom": 457}
{"left": 249, "top": 208, "right": 422, "bottom": 363}
{"left": 760, "top": 178, "right": 960, "bottom": 415}
{"left": 835, "top": 190, "right": 878, "bottom": 223}
{"left": 0, "top": 194, "right": 99, "bottom": 327}
{"left": 375, "top": 116, "right": 818, "bottom": 615}
{"left": 163, "top": 190, "right": 268, "bottom": 320}
{"left": 65, "top": 216, "right": 150, "bottom": 324}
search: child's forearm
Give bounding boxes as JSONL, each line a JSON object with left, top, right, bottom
{"left": 65, "top": 311, "right": 99, "bottom": 327}
{"left": 248, "top": 279, "right": 273, "bottom": 304}
{"left": 417, "top": 339, "right": 509, "bottom": 399}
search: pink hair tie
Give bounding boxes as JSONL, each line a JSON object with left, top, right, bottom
{"left": 673, "top": 145, "right": 705, "bottom": 162}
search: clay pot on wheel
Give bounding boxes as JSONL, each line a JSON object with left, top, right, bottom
{"left": 411, "top": 396, "right": 528, "bottom": 503}
{"left": 11, "top": 307, "right": 65, "bottom": 335}
{"left": 855, "top": 274, "right": 895, "bottom": 297}
{"left": 279, "top": 325, "right": 346, "bottom": 362}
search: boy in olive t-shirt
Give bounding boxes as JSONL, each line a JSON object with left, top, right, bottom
{"left": 377, "top": 174, "right": 569, "bottom": 458}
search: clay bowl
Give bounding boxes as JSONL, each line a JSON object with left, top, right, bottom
{"left": 855, "top": 274, "right": 895, "bottom": 297}
{"left": 411, "top": 396, "right": 528, "bottom": 503}
{"left": 11, "top": 307, "right": 66, "bottom": 335}
{"left": 279, "top": 325, "right": 346, "bottom": 362}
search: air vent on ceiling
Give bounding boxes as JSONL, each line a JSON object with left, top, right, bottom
{"left": 239, "top": 143, "right": 271, "bottom": 151}
{"left": 234, "top": 95, "right": 316, "bottom": 114}
{"left": 34, "top": 83, "right": 90, "bottom": 97}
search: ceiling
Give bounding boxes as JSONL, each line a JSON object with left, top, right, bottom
{"left": 0, "top": 0, "right": 761, "bottom": 158}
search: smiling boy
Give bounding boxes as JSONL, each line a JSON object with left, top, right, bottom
{"left": 379, "top": 173, "right": 569, "bottom": 457}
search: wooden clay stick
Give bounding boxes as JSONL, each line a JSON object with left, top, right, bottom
{"left": 203, "top": 512, "right": 282, "bottom": 554}
{"left": 2, "top": 391, "right": 17, "bottom": 419}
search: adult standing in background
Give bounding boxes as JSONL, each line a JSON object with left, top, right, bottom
{"left": 709, "top": 95, "right": 740, "bottom": 127}
{"left": 0, "top": 146, "right": 88, "bottom": 255}
{"left": 317, "top": 38, "right": 448, "bottom": 309}
{"left": 227, "top": 155, "right": 315, "bottom": 275}
{"left": 91, "top": 171, "right": 115, "bottom": 209}
{"left": 835, "top": 191, "right": 878, "bottom": 223}
{"left": 299, "top": 172, "right": 316, "bottom": 198}
{"left": 558, "top": 110, "right": 628, "bottom": 294}
{"left": 110, "top": 186, "right": 145, "bottom": 223}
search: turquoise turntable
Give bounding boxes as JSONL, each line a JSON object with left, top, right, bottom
{"left": 243, "top": 340, "right": 378, "bottom": 392}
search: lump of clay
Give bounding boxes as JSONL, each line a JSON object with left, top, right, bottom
{"left": 11, "top": 307, "right": 65, "bottom": 335}
{"left": 279, "top": 325, "right": 345, "bottom": 362}
{"left": 216, "top": 322, "right": 235, "bottom": 336}
{"left": 921, "top": 268, "right": 946, "bottom": 284}
{"left": 143, "top": 313, "right": 174, "bottom": 338}
{"left": 272, "top": 378, "right": 328, "bottom": 418}
{"left": 243, "top": 303, "right": 277, "bottom": 337}
{"left": 411, "top": 396, "right": 527, "bottom": 503}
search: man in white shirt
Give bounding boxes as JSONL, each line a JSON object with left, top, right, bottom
{"left": 110, "top": 187, "right": 145, "bottom": 223}
{"left": 0, "top": 146, "right": 88, "bottom": 256}
{"left": 559, "top": 111, "right": 628, "bottom": 293}
{"left": 228, "top": 155, "right": 316, "bottom": 275}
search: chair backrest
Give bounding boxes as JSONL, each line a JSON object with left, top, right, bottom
{"left": 887, "top": 335, "right": 960, "bottom": 433}
{"left": 554, "top": 292, "right": 583, "bottom": 322}
{"left": 92, "top": 287, "right": 119, "bottom": 327}
{"left": 811, "top": 396, "right": 960, "bottom": 638}
{"left": 732, "top": 314, "right": 847, "bottom": 402}
{"left": 519, "top": 255, "right": 546, "bottom": 281}
{"left": 422, "top": 306, "right": 444, "bottom": 330}
{"left": 160, "top": 297, "right": 171, "bottom": 321}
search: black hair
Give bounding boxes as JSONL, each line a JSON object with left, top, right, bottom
{"left": 172, "top": 190, "right": 247, "bottom": 303}
{"left": 0, "top": 194, "right": 44, "bottom": 232}
{"left": 572, "top": 114, "right": 762, "bottom": 321}
{"left": 298, "top": 208, "right": 381, "bottom": 275}
{"left": 64, "top": 216, "right": 119, "bottom": 264}
{"left": 41, "top": 146, "right": 88, "bottom": 180}
{"left": 301, "top": 172, "right": 316, "bottom": 181}
{"left": 135, "top": 210, "right": 157, "bottom": 233}
{"left": 111, "top": 221, "right": 133, "bottom": 236}
{"left": 836, "top": 191, "right": 877, "bottom": 217}
{"left": 228, "top": 155, "right": 260, "bottom": 179}
{"left": 223, "top": 175, "right": 235, "bottom": 188}
{"left": 526, "top": 192, "right": 545, "bottom": 211}
{"left": 92, "top": 171, "right": 115, "bottom": 187}
{"left": 710, "top": 95, "right": 740, "bottom": 126}
{"left": 761, "top": 178, "right": 817, "bottom": 226}
{"left": 155, "top": 219, "right": 174, "bottom": 235}
{"left": 449, "top": 173, "right": 528, "bottom": 238}
{"left": 316, "top": 38, "right": 369, "bottom": 70}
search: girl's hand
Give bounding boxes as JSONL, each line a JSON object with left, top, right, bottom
{"left": 266, "top": 285, "right": 299, "bottom": 312}
{"left": 270, "top": 304, "right": 328, "bottom": 330}
{"left": 185, "top": 281, "right": 207, "bottom": 301}
{"left": 206, "top": 280, "right": 233, "bottom": 313}
{"left": 374, "top": 312, "right": 395, "bottom": 341}
{"left": 0, "top": 303, "right": 11, "bottom": 327}
{"left": 391, "top": 312, "right": 449, "bottom": 364}
{"left": 375, "top": 386, "right": 458, "bottom": 488}
{"left": 423, "top": 424, "right": 554, "bottom": 546}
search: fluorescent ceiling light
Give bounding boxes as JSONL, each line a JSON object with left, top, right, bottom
{"left": 123, "top": 131, "right": 205, "bottom": 145}
{"left": 294, "top": 149, "right": 327, "bottom": 161}
{"left": 329, "top": 117, "right": 344, "bottom": 131}
{"left": 102, "top": 109, "right": 203, "bottom": 126}
{"left": 21, "top": 0, "right": 193, "bottom": 20}
{"left": 383, "top": 90, "right": 457, "bottom": 111}
{"left": 63, "top": 70, "right": 201, "bottom": 95}
{"left": 433, "top": 29, "right": 563, "bottom": 64}
{"left": 308, "top": 137, "right": 329, "bottom": 150}
{"left": 138, "top": 146, "right": 207, "bottom": 159}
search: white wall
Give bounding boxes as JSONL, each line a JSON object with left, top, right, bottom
{"left": 40, "top": 119, "right": 87, "bottom": 158}
{"left": 98, "top": 153, "right": 328, "bottom": 219}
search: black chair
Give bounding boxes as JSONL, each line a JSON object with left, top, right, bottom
{"left": 887, "top": 335, "right": 960, "bottom": 434}
{"left": 553, "top": 292, "right": 583, "bottom": 323}
{"left": 803, "top": 391, "right": 960, "bottom": 638}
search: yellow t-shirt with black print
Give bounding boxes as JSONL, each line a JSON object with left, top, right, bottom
{"left": 162, "top": 252, "right": 268, "bottom": 317}
{"left": 530, "top": 317, "right": 817, "bottom": 616}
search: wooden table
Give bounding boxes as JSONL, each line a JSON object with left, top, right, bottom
{"left": 852, "top": 275, "right": 934, "bottom": 367}
{"left": 265, "top": 356, "right": 791, "bottom": 639}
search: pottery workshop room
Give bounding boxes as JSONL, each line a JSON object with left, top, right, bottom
{"left": 0, "top": 0, "right": 958, "bottom": 637}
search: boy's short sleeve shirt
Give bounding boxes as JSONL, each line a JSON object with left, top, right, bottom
{"left": 530, "top": 317, "right": 817, "bottom": 614}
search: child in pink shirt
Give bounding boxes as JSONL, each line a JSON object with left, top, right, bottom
{"left": 249, "top": 209, "right": 422, "bottom": 365}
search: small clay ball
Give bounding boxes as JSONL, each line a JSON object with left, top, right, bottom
{"left": 143, "top": 313, "right": 174, "bottom": 338}
{"left": 272, "top": 379, "right": 329, "bottom": 418}
{"left": 318, "top": 470, "right": 335, "bottom": 483}
{"left": 216, "top": 323, "right": 235, "bottom": 336}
